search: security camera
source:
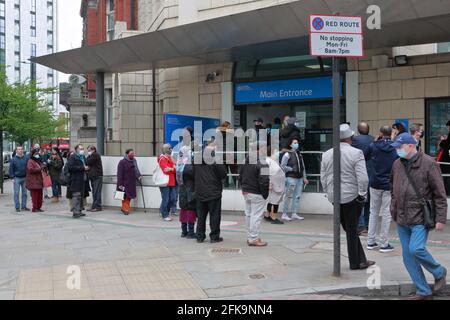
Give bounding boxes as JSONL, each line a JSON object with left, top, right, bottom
{"left": 206, "top": 71, "right": 221, "bottom": 82}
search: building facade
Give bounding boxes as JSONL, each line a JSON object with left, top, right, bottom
{"left": 0, "top": 0, "right": 58, "bottom": 112}
{"left": 73, "top": 0, "right": 450, "bottom": 167}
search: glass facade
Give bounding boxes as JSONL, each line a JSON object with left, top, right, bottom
{"left": 426, "top": 98, "right": 450, "bottom": 157}
{"left": 106, "top": 0, "right": 115, "bottom": 41}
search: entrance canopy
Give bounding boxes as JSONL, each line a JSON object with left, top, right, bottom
{"left": 33, "top": 0, "right": 450, "bottom": 74}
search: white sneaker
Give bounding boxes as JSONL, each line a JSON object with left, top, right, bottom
{"left": 281, "top": 213, "right": 292, "bottom": 221}
{"left": 163, "top": 217, "right": 173, "bottom": 221}
{"left": 291, "top": 213, "right": 305, "bottom": 220}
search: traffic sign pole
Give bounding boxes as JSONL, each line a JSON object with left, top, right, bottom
{"left": 332, "top": 57, "right": 341, "bottom": 277}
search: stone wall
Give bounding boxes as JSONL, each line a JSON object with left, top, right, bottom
{"left": 69, "top": 99, "right": 96, "bottom": 151}
{"left": 350, "top": 50, "right": 450, "bottom": 146}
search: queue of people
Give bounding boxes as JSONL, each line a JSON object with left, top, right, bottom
{"left": 321, "top": 122, "right": 447, "bottom": 300}
{"left": 6, "top": 117, "right": 448, "bottom": 299}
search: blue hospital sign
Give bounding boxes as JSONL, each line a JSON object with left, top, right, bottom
{"left": 234, "top": 76, "right": 342, "bottom": 104}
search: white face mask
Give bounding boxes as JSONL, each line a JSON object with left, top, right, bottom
{"left": 88, "top": 151, "right": 93, "bottom": 156}
{"left": 78, "top": 150, "right": 85, "bottom": 156}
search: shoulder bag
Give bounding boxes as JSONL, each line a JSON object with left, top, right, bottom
{"left": 402, "top": 164, "right": 436, "bottom": 229}
{"left": 153, "top": 156, "right": 170, "bottom": 187}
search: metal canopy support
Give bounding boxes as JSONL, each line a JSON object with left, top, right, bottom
{"left": 332, "top": 57, "right": 341, "bottom": 277}
{"left": 152, "top": 63, "right": 157, "bottom": 156}
{"left": 96, "top": 72, "right": 105, "bottom": 155}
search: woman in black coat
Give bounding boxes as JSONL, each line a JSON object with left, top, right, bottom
{"left": 280, "top": 117, "right": 301, "bottom": 151}
{"left": 177, "top": 147, "right": 197, "bottom": 239}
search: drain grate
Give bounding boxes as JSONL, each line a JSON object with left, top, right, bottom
{"left": 248, "top": 273, "right": 266, "bottom": 280}
{"left": 210, "top": 248, "right": 242, "bottom": 255}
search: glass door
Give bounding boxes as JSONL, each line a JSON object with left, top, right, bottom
{"left": 426, "top": 98, "right": 450, "bottom": 157}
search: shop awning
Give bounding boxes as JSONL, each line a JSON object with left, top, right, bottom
{"left": 32, "top": 0, "right": 450, "bottom": 74}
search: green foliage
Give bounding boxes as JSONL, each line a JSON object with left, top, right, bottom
{"left": 0, "top": 69, "right": 61, "bottom": 145}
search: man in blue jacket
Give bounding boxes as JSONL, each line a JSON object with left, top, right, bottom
{"left": 9, "top": 146, "right": 29, "bottom": 213}
{"left": 352, "top": 122, "right": 375, "bottom": 235}
{"left": 366, "top": 126, "right": 398, "bottom": 252}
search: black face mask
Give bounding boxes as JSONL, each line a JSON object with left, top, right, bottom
{"left": 420, "top": 132, "right": 424, "bottom": 139}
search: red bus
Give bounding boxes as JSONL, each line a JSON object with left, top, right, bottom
{"left": 42, "top": 138, "right": 70, "bottom": 156}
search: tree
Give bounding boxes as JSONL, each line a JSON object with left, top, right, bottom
{"left": 0, "top": 68, "right": 59, "bottom": 193}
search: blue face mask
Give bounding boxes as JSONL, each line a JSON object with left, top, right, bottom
{"left": 292, "top": 143, "right": 299, "bottom": 151}
{"left": 396, "top": 148, "right": 408, "bottom": 158}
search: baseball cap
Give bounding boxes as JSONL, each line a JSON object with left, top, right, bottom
{"left": 391, "top": 132, "right": 417, "bottom": 148}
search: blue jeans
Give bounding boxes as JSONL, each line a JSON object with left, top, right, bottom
{"left": 51, "top": 179, "right": 61, "bottom": 197}
{"left": 397, "top": 224, "right": 446, "bottom": 296}
{"left": 159, "top": 186, "right": 177, "bottom": 218}
{"left": 13, "top": 177, "right": 27, "bottom": 210}
{"left": 282, "top": 177, "right": 304, "bottom": 215}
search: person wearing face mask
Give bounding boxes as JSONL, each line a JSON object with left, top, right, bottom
{"left": 117, "top": 149, "right": 143, "bottom": 215}
{"left": 264, "top": 149, "right": 285, "bottom": 224}
{"left": 26, "top": 149, "right": 45, "bottom": 213}
{"left": 85, "top": 145, "right": 103, "bottom": 212}
{"left": 280, "top": 117, "right": 301, "bottom": 151}
{"left": 280, "top": 138, "right": 309, "bottom": 221}
{"left": 390, "top": 132, "right": 447, "bottom": 300}
{"left": 47, "top": 147, "right": 63, "bottom": 202}
{"left": 158, "top": 144, "right": 177, "bottom": 221}
{"left": 410, "top": 123, "right": 424, "bottom": 151}
{"left": 68, "top": 144, "right": 91, "bottom": 218}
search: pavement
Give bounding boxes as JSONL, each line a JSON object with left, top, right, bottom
{"left": 0, "top": 179, "right": 449, "bottom": 300}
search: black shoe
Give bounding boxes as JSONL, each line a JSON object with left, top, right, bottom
{"left": 358, "top": 261, "right": 376, "bottom": 270}
{"left": 15, "top": 209, "right": 21, "bottom": 213}
{"left": 210, "top": 237, "right": 224, "bottom": 243}
{"left": 73, "top": 213, "right": 83, "bottom": 219}
{"left": 270, "top": 218, "right": 284, "bottom": 225}
{"left": 186, "top": 233, "right": 196, "bottom": 239}
{"left": 36, "top": 209, "right": 45, "bottom": 213}
{"left": 45, "top": 195, "right": 51, "bottom": 200}
{"left": 197, "top": 238, "right": 205, "bottom": 243}
{"left": 181, "top": 233, "right": 188, "bottom": 238}
{"left": 22, "top": 208, "right": 30, "bottom": 211}
{"left": 264, "top": 216, "right": 272, "bottom": 222}
{"left": 79, "top": 213, "right": 86, "bottom": 217}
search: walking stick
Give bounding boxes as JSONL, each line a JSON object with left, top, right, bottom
{"left": 139, "top": 179, "right": 147, "bottom": 213}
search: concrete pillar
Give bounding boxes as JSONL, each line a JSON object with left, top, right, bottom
{"left": 221, "top": 82, "right": 233, "bottom": 122}
{"left": 346, "top": 71, "right": 359, "bottom": 129}
{"left": 96, "top": 72, "right": 105, "bottom": 155}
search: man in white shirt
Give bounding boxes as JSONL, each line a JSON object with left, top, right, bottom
{"left": 321, "top": 123, "right": 375, "bottom": 270}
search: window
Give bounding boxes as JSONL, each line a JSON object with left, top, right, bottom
{"left": 0, "top": 2, "right": 5, "bottom": 17}
{"left": 30, "top": 62, "right": 36, "bottom": 81}
{"left": 47, "top": 45, "right": 53, "bottom": 53}
{"left": 47, "top": 17, "right": 53, "bottom": 31}
{"left": 14, "top": 53, "right": 20, "bottom": 68}
{"left": 31, "top": 0, "right": 36, "bottom": 12}
{"left": 106, "top": 89, "right": 113, "bottom": 127}
{"left": 47, "top": 74, "right": 53, "bottom": 87}
{"left": 47, "top": 31, "right": 53, "bottom": 46}
{"left": 0, "top": 18, "right": 4, "bottom": 33}
{"left": 14, "top": 37, "right": 20, "bottom": 52}
{"left": 14, "top": 68, "right": 20, "bottom": 82}
{"left": 47, "top": 1, "right": 53, "bottom": 17}
{"left": 0, "top": 34, "right": 4, "bottom": 49}
{"left": 426, "top": 98, "right": 450, "bottom": 157}
{"left": 0, "top": 49, "right": 4, "bottom": 66}
{"left": 15, "top": 21, "right": 20, "bottom": 36}
{"left": 31, "top": 13, "right": 36, "bottom": 37}
{"left": 106, "top": 0, "right": 115, "bottom": 41}
{"left": 14, "top": 5, "right": 20, "bottom": 21}
{"left": 31, "top": 43, "right": 36, "bottom": 57}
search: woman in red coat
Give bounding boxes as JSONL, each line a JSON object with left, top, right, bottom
{"left": 158, "top": 144, "right": 177, "bottom": 221}
{"left": 26, "top": 149, "right": 45, "bottom": 212}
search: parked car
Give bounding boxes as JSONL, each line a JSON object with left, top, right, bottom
{"left": 2, "top": 152, "right": 12, "bottom": 179}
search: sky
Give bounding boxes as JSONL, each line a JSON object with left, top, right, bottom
{"left": 57, "top": 0, "right": 83, "bottom": 83}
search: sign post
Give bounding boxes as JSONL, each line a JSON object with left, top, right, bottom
{"left": 309, "top": 14, "right": 364, "bottom": 277}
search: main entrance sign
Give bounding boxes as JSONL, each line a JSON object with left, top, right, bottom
{"left": 309, "top": 14, "right": 364, "bottom": 58}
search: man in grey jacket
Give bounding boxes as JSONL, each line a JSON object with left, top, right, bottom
{"left": 321, "top": 123, "right": 375, "bottom": 270}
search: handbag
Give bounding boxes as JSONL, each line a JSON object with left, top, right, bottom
{"left": 42, "top": 171, "right": 52, "bottom": 188}
{"left": 402, "top": 164, "right": 436, "bottom": 229}
{"left": 114, "top": 190, "right": 125, "bottom": 201}
{"left": 153, "top": 156, "right": 170, "bottom": 187}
